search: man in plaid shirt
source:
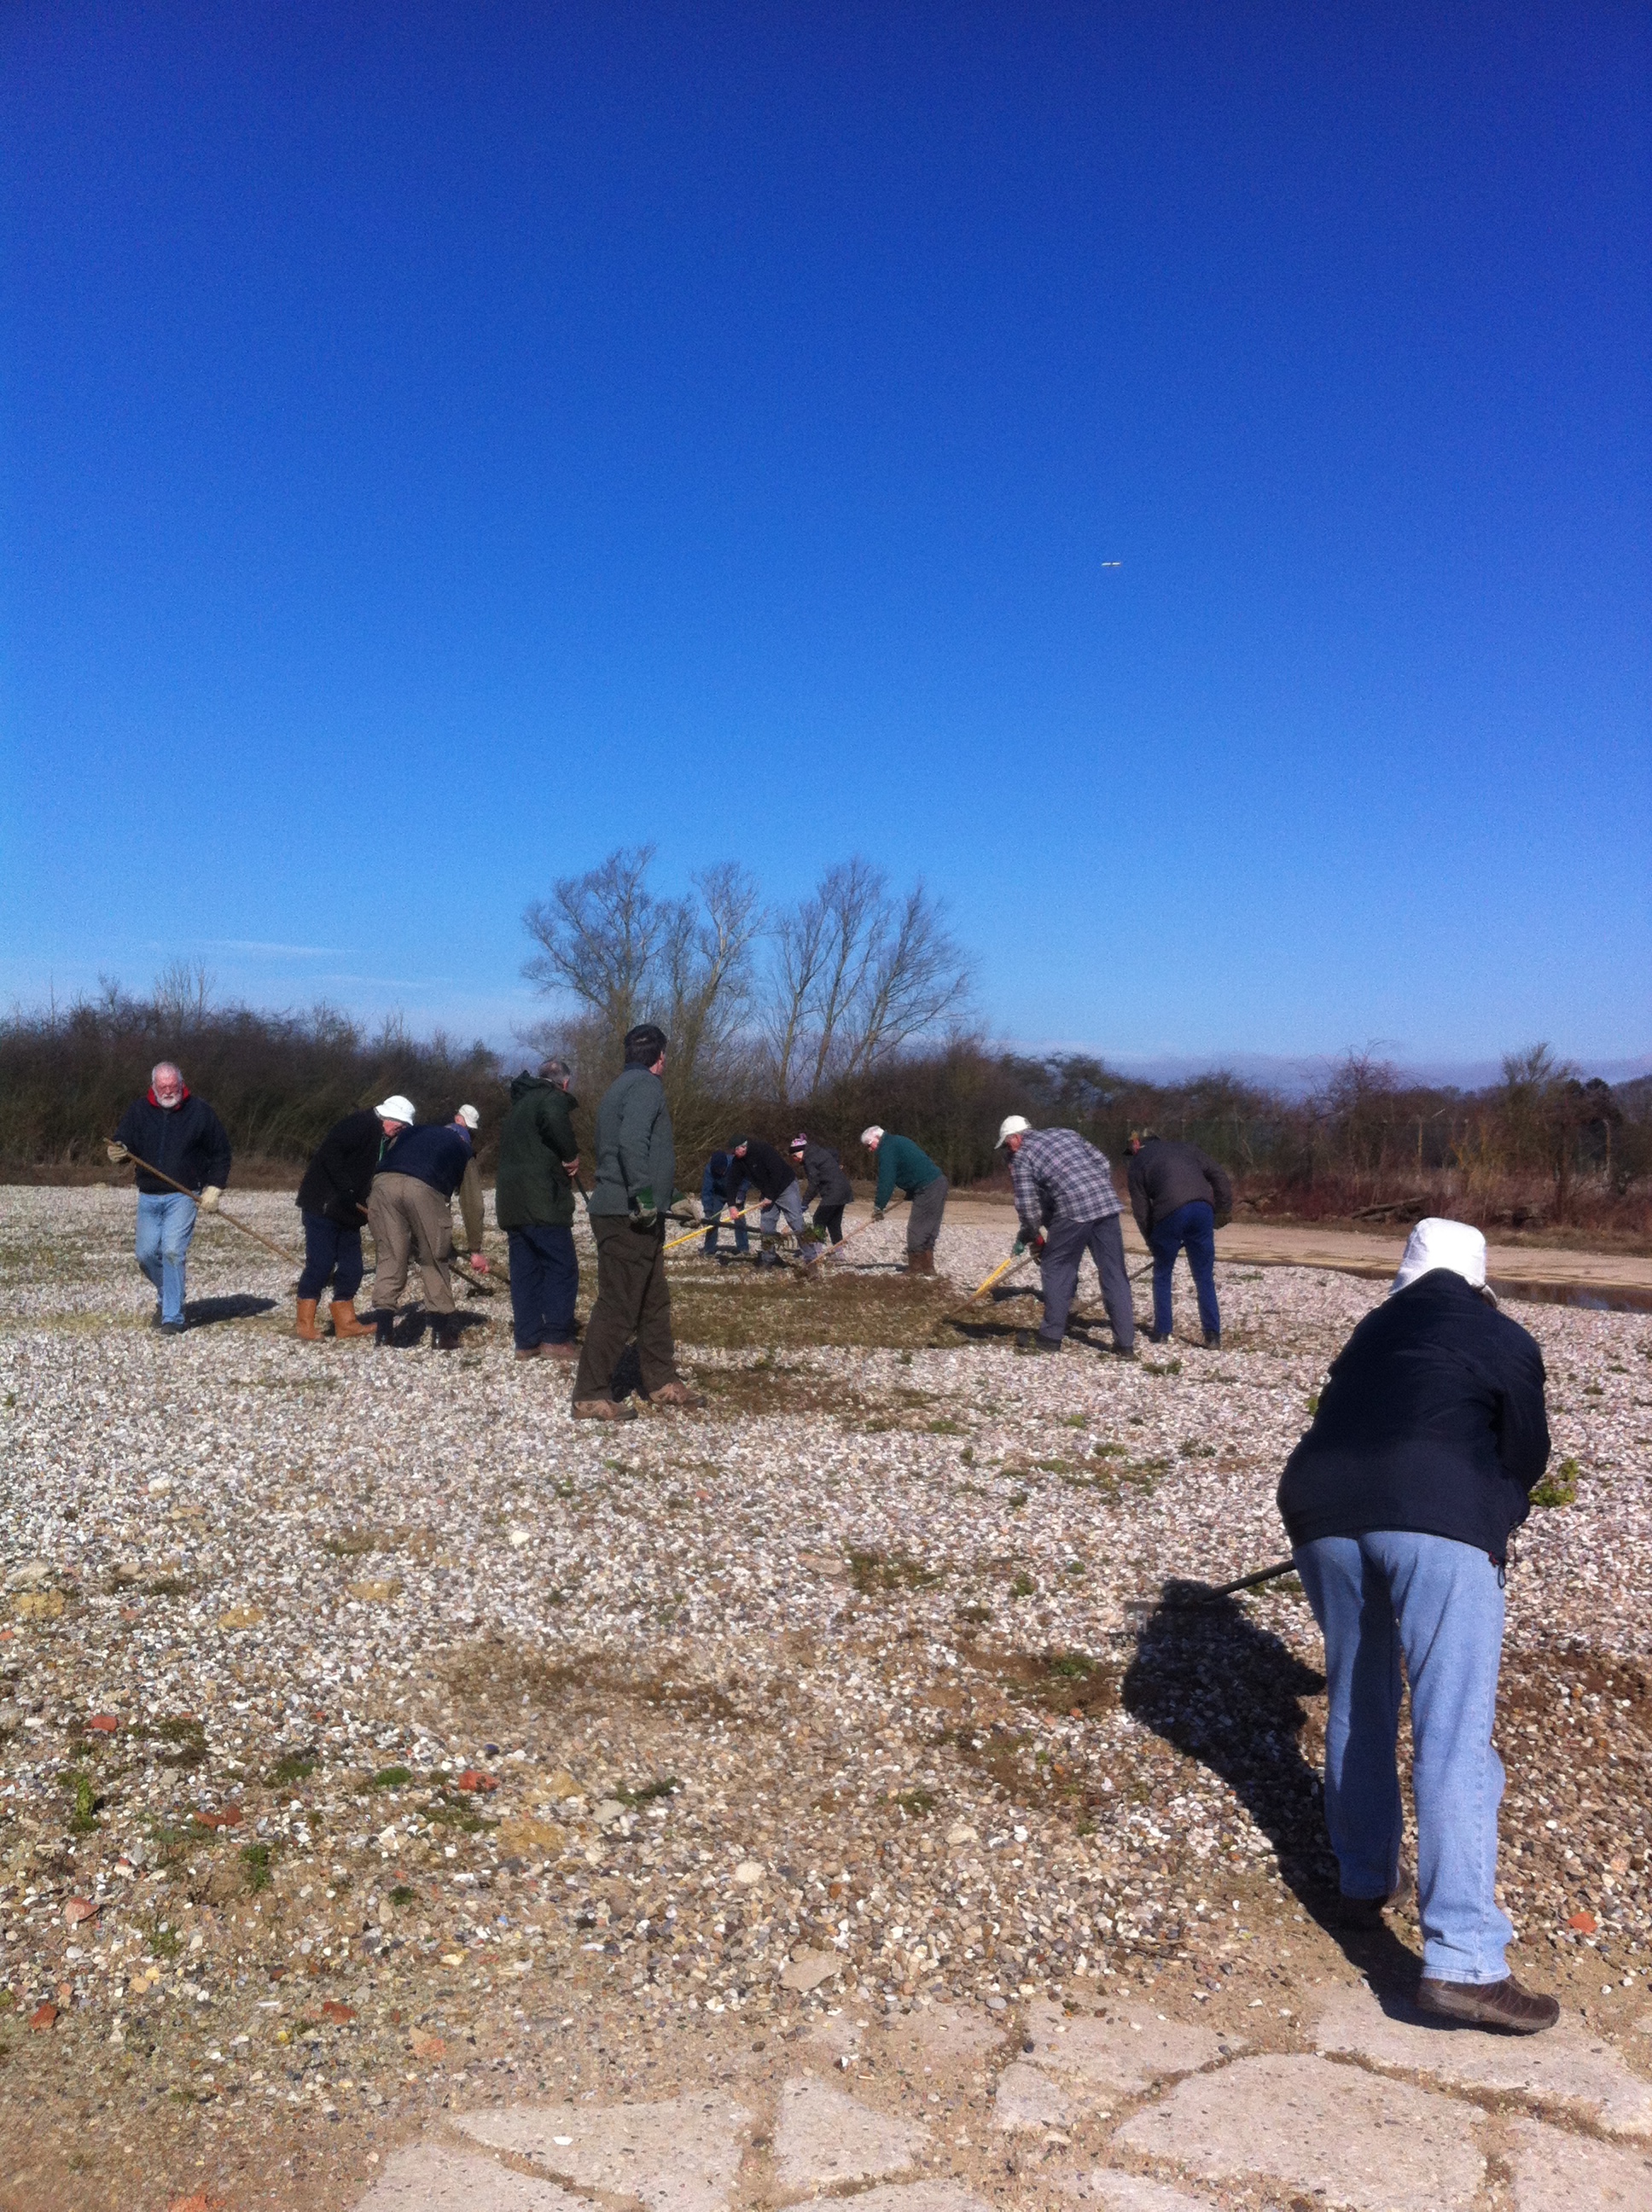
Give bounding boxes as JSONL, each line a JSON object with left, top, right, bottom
{"left": 998, "top": 1117, "right": 1136, "bottom": 1357}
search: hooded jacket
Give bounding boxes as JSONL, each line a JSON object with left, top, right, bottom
{"left": 1277, "top": 1270, "right": 1550, "bottom": 1561}
{"left": 1126, "top": 1138, "right": 1233, "bottom": 1237}
{"left": 588, "top": 1064, "right": 675, "bottom": 1220}
{"left": 795, "top": 1140, "right": 853, "bottom": 1209}
{"left": 115, "top": 1090, "right": 232, "bottom": 1197}
{"left": 495, "top": 1074, "right": 581, "bottom": 1231}
{"left": 296, "top": 1109, "right": 382, "bottom": 1225}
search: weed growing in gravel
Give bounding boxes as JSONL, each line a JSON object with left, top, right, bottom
{"left": 369, "top": 1766, "right": 415, "bottom": 1790}
{"left": 387, "top": 1883, "right": 416, "bottom": 1907}
{"left": 240, "top": 1842, "right": 273, "bottom": 1892}
{"left": 617, "top": 1776, "right": 678, "bottom": 1806}
{"left": 846, "top": 1549, "right": 941, "bottom": 1596}
{"left": 143, "top": 1575, "right": 195, "bottom": 1598}
{"left": 1533, "top": 1457, "right": 1581, "bottom": 1508}
{"left": 265, "top": 1752, "right": 317, "bottom": 1787}
{"left": 63, "top": 1769, "right": 99, "bottom": 1833}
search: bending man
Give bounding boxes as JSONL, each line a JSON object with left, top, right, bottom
{"left": 1126, "top": 1131, "right": 1231, "bottom": 1348}
{"left": 998, "top": 1115, "right": 1133, "bottom": 1357}
{"left": 293, "top": 1095, "right": 409, "bottom": 1341}
{"left": 366, "top": 1109, "right": 474, "bottom": 1350}
{"left": 861, "top": 1126, "right": 946, "bottom": 1275}
{"left": 1278, "top": 1218, "right": 1556, "bottom": 2032}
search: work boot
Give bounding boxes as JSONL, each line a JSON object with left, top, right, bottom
{"left": 430, "top": 1316, "right": 462, "bottom": 1353}
{"left": 294, "top": 1297, "right": 322, "bottom": 1342}
{"left": 1416, "top": 1974, "right": 1559, "bottom": 2034}
{"left": 330, "top": 1300, "right": 373, "bottom": 1341}
{"left": 538, "top": 1342, "right": 579, "bottom": 1363}
{"left": 647, "top": 1380, "right": 701, "bottom": 1410}
{"left": 372, "top": 1310, "right": 398, "bottom": 1348}
{"left": 1019, "top": 1333, "right": 1062, "bottom": 1355}
{"left": 912, "top": 1249, "right": 936, "bottom": 1276}
{"left": 572, "top": 1398, "right": 636, "bottom": 1422}
{"left": 1202, "top": 1330, "right": 1221, "bottom": 1350}
{"left": 515, "top": 1347, "right": 541, "bottom": 1361}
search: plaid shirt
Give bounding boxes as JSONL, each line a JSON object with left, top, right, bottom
{"left": 1011, "top": 1126, "right": 1123, "bottom": 1231}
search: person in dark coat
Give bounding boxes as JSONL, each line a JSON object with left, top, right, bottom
{"left": 789, "top": 1133, "right": 852, "bottom": 1245}
{"left": 725, "top": 1136, "right": 818, "bottom": 1272}
{"left": 700, "top": 1151, "right": 750, "bottom": 1260}
{"left": 1126, "top": 1132, "right": 1232, "bottom": 1347}
{"left": 1277, "top": 1217, "right": 1557, "bottom": 2034}
{"left": 108, "top": 1061, "right": 232, "bottom": 1333}
{"left": 367, "top": 1111, "right": 474, "bottom": 1349}
{"left": 495, "top": 1058, "right": 582, "bottom": 1362}
{"left": 292, "top": 1097, "right": 409, "bottom": 1342}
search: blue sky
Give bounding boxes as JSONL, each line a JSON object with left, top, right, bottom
{"left": 3, "top": 3, "right": 1648, "bottom": 1076}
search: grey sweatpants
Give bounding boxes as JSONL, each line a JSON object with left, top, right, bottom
{"left": 369, "top": 1173, "right": 457, "bottom": 1315}
{"left": 1038, "top": 1212, "right": 1134, "bottom": 1348}
{"left": 907, "top": 1174, "right": 948, "bottom": 1255}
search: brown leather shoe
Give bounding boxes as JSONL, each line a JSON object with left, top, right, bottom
{"left": 572, "top": 1398, "right": 636, "bottom": 1421}
{"left": 295, "top": 1297, "right": 322, "bottom": 1342}
{"left": 330, "top": 1299, "right": 373, "bottom": 1340}
{"left": 1416, "top": 1974, "right": 1560, "bottom": 2034}
{"left": 647, "top": 1380, "right": 701, "bottom": 1409}
{"left": 539, "top": 1341, "right": 580, "bottom": 1363}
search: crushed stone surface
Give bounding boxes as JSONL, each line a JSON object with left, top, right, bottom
{"left": 0, "top": 1185, "right": 1649, "bottom": 2210}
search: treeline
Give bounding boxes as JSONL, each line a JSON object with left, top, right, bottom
{"left": 3, "top": 972, "right": 1647, "bottom": 1237}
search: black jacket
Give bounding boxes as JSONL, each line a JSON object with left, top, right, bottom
{"left": 296, "top": 1109, "right": 382, "bottom": 1226}
{"left": 796, "top": 1140, "right": 852, "bottom": 1208}
{"left": 727, "top": 1138, "right": 795, "bottom": 1207}
{"left": 375, "top": 1122, "right": 473, "bottom": 1200}
{"left": 1127, "top": 1138, "right": 1233, "bottom": 1237}
{"left": 1277, "top": 1270, "right": 1550, "bottom": 1562}
{"left": 115, "top": 1091, "right": 232, "bottom": 1197}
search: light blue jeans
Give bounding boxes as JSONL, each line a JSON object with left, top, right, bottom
{"left": 1294, "top": 1529, "right": 1513, "bottom": 1985}
{"left": 136, "top": 1190, "right": 198, "bottom": 1325}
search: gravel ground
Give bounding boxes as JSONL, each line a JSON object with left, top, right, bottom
{"left": 1, "top": 1185, "right": 1649, "bottom": 2210}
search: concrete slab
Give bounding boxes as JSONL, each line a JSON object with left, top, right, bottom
{"left": 353, "top": 2143, "right": 586, "bottom": 2210}
{"left": 774, "top": 2075, "right": 929, "bottom": 2192}
{"left": 1509, "top": 2116, "right": 1652, "bottom": 2211}
{"left": 1023, "top": 2000, "right": 1229, "bottom": 2098}
{"left": 878, "top": 2003, "right": 1005, "bottom": 2063}
{"left": 455, "top": 2092, "right": 751, "bottom": 2212}
{"left": 1315, "top": 1983, "right": 1652, "bottom": 2136}
{"left": 1066, "top": 2177, "right": 1220, "bottom": 2211}
{"left": 1112, "top": 2053, "right": 1484, "bottom": 2212}
{"left": 992, "top": 2059, "right": 1079, "bottom": 2132}
{"left": 836, "top": 2187, "right": 993, "bottom": 2212}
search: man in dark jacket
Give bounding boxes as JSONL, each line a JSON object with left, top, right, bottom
{"left": 1126, "top": 1132, "right": 1232, "bottom": 1348}
{"left": 725, "top": 1136, "right": 818, "bottom": 1272}
{"left": 367, "top": 1113, "right": 474, "bottom": 1349}
{"left": 1277, "top": 1218, "right": 1556, "bottom": 2033}
{"left": 572, "top": 1024, "right": 698, "bottom": 1418}
{"left": 292, "top": 1095, "right": 409, "bottom": 1342}
{"left": 790, "top": 1133, "right": 852, "bottom": 1245}
{"left": 496, "top": 1058, "right": 582, "bottom": 1363}
{"left": 108, "top": 1062, "right": 232, "bottom": 1333}
{"left": 700, "top": 1152, "right": 750, "bottom": 1260}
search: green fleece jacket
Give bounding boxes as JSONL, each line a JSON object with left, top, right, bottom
{"left": 873, "top": 1132, "right": 941, "bottom": 1211}
{"left": 588, "top": 1064, "right": 676, "bottom": 1220}
{"left": 494, "top": 1074, "right": 580, "bottom": 1230}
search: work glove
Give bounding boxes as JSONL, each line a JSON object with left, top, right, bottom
{"left": 106, "top": 1141, "right": 129, "bottom": 1165}
{"left": 872, "top": 1206, "right": 886, "bottom": 1222}
{"left": 200, "top": 1185, "right": 223, "bottom": 1213}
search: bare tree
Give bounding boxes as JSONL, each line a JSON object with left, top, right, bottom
{"left": 761, "top": 860, "right": 973, "bottom": 1103}
{"left": 152, "top": 959, "right": 215, "bottom": 1035}
{"left": 522, "top": 847, "right": 672, "bottom": 1045}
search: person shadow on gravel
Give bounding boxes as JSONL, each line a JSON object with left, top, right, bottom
{"left": 176, "top": 1294, "right": 278, "bottom": 1330}
{"left": 1122, "top": 1578, "right": 1421, "bottom": 1990}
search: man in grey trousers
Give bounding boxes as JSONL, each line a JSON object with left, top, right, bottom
{"left": 571, "top": 1024, "right": 699, "bottom": 1420}
{"left": 998, "top": 1115, "right": 1135, "bottom": 1357}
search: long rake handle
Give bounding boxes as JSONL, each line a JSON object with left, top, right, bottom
{"left": 111, "top": 1146, "right": 300, "bottom": 1266}
{"left": 1172, "top": 1558, "right": 1297, "bottom": 1606}
{"left": 820, "top": 1194, "right": 908, "bottom": 1261}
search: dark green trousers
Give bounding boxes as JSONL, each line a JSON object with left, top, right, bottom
{"left": 572, "top": 1214, "right": 679, "bottom": 1401}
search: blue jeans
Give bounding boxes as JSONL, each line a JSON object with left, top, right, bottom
{"left": 136, "top": 1191, "right": 198, "bottom": 1325}
{"left": 1149, "top": 1199, "right": 1219, "bottom": 1340}
{"left": 507, "top": 1225, "right": 579, "bottom": 1348}
{"left": 1294, "top": 1530, "right": 1513, "bottom": 1984}
{"left": 703, "top": 1213, "right": 749, "bottom": 1255}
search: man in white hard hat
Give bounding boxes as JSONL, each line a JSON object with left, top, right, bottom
{"left": 290, "top": 1095, "right": 411, "bottom": 1341}
{"left": 1277, "top": 1219, "right": 1557, "bottom": 2032}
{"left": 366, "top": 1102, "right": 477, "bottom": 1350}
{"left": 997, "top": 1115, "right": 1134, "bottom": 1356}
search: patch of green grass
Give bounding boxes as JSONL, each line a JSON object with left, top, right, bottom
{"left": 145, "top": 1918, "right": 182, "bottom": 1961}
{"left": 1532, "top": 1457, "right": 1580, "bottom": 1509}
{"left": 617, "top": 1776, "right": 678, "bottom": 1807}
{"left": 1009, "top": 1572, "right": 1036, "bottom": 1598}
{"left": 1061, "top": 1414, "right": 1088, "bottom": 1429}
{"left": 1306, "top": 1393, "right": 1320, "bottom": 1415}
{"left": 369, "top": 1766, "right": 415, "bottom": 1790}
{"left": 1178, "top": 1440, "right": 1216, "bottom": 1459}
{"left": 1144, "top": 1356, "right": 1183, "bottom": 1377}
{"left": 63, "top": 1768, "right": 99, "bottom": 1834}
{"left": 1064, "top": 1558, "right": 1085, "bottom": 1576}
{"left": 895, "top": 1789, "right": 936, "bottom": 1815}
{"left": 265, "top": 1753, "right": 317, "bottom": 1788}
{"left": 1047, "top": 1652, "right": 1094, "bottom": 1678}
{"left": 1007, "top": 1489, "right": 1029, "bottom": 1509}
{"left": 425, "top": 1797, "right": 495, "bottom": 1835}
{"left": 1090, "top": 1441, "right": 1127, "bottom": 1458}
{"left": 847, "top": 1548, "right": 942, "bottom": 1596}
{"left": 388, "top": 1884, "right": 416, "bottom": 1908}
{"left": 240, "top": 1842, "right": 273, "bottom": 1892}
{"left": 926, "top": 1417, "right": 964, "bottom": 1435}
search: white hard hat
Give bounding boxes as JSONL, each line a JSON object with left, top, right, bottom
{"left": 860, "top": 1125, "right": 884, "bottom": 1146}
{"left": 1391, "top": 1217, "right": 1491, "bottom": 1300}
{"left": 997, "top": 1115, "right": 1032, "bottom": 1148}
{"left": 455, "top": 1103, "right": 480, "bottom": 1130}
{"left": 375, "top": 1095, "right": 416, "bottom": 1125}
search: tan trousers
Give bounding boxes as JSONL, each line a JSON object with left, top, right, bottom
{"left": 369, "top": 1173, "right": 457, "bottom": 1314}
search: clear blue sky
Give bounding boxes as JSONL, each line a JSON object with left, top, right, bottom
{"left": 3, "top": 3, "right": 1648, "bottom": 1074}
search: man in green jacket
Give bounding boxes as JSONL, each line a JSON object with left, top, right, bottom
{"left": 495, "top": 1061, "right": 581, "bottom": 1364}
{"left": 571, "top": 1024, "right": 699, "bottom": 1419}
{"left": 861, "top": 1125, "right": 948, "bottom": 1275}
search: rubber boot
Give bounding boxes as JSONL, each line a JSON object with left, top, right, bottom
{"left": 294, "top": 1297, "right": 322, "bottom": 1342}
{"left": 330, "top": 1299, "right": 373, "bottom": 1341}
{"left": 916, "top": 1249, "right": 936, "bottom": 1276}
{"left": 373, "top": 1310, "right": 397, "bottom": 1348}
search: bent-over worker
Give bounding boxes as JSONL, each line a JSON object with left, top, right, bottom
{"left": 1126, "top": 1131, "right": 1231, "bottom": 1348}
{"left": 725, "top": 1137, "right": 818, "bottom": 1271}
{"left": 1278, "top": 1218, "right": 1557, "bottom": 2033}
{"left": 861, "top": 1126, "right": 946, "bottom": 1274}
{"left": 366, "top": 1109, "right": 474, "bottom": 1350}
{"left": 293, "top": 1098, "right": 406, "bottom": 1341}
{"left": 998, "top": 1115, "right": 1133, "bottom": 1357}
{"left": 790, "top": 1132, "right": 852, "bottom": 1246}
{"left": 108, "top": 1061, "right": 232, "bottom": 1335}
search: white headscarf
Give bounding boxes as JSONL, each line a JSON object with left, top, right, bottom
{"left": 1390, "top": 1217, "right": 1492, "bottom": 1301}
